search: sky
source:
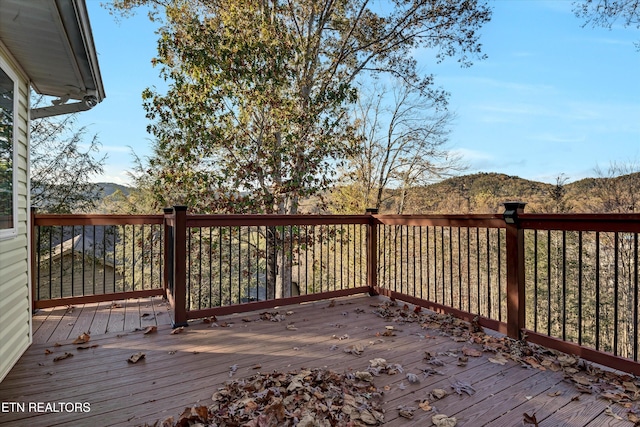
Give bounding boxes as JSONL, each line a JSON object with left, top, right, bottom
{"left": 76, "top": 0, "right": 640, "bottom": 186}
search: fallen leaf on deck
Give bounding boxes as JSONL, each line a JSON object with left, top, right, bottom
{"left": 53, "top": 342, "right": 62, "bottom": 347}
{"left": 457, "top": 356, "right": 468, "bottom": 367}
{"left": 432, "top": 414, "right": 457, "bottom": 426}
{"left": 547, "top": 390, "right": 562, "bottom": 397}
{"left": 53, "top": 352, "right": 73, "bottom": 362}
{"left": 344, "top": 344, "right": 364, "bottom": 355}
{"left": 170, "top": 327, "right": 184, "bottom": 335}
{"left": 241, "top": 317, "right": 252, "bottom": 322}
{"left": 286, "top": 311, "right": 294, "bottom": 315}
{"left": 202, "top": 316, "right": 217, "bottom": 323}
{"left": 418, "top": 400, "right": 432, "bottom": 411}
{"left": 128, "top": 352, "right": 145, "bottom": 363}
{"left": 397, "top": 406, "right": 415, "bottom": 419}
{"left": 285, "top": 324, "right": 298, "bottom": 330}
{"left": 252, "top": 364, "right": 262, "bottom": 370}
{"left": 44, "top": 349, "right": 53, "bottom": 355}
{"left": 72, "top": 332, "right": 90, "bottom": 344}
{"left": 144, "top": 326, "right": 157, "bottom": 335}
{"left": 328, "top": 300, "right": 336, "bottom": 308}
{"left": 356, "top": 371, "right": 373, "bottom": 382}
{"left": 176, "top": 405, "right": 209, "bottom": 425}
{"left": 430, "top": 388, "right": 448, "bottom": 400}
{"left": 451, "top": 380, "right": 475, "bottom": 396}
{"left": 77, "top": 344, "right": 99, "bottom": 350}
{"left": 488, "top": 354, "right": 508, "bottom": 365}
{"left": 605, "top": 406, "right": 623, "bottom": 420}
{"left": 462, "top": 347, "right": 482, "bottom": 357}
{"left": 110, "top": 303, "right": 122, "bottom": 308}
{"left": 140, "top": 313, "right": 152, "bottom": 318}
{"left": 406, "top": 373, "right": 420, "bottom": 384}
{"left": 627, "top": 412, "right": 640, "bottom": 423}
{"left": 572, "top": 374, "right": 592, "bottom": 386}
{"left": 523, "top": 412, "right": 539, "bottom": 426}
{"left": 523, "top": 356, "right": 545, "bottom": 370}
{"left": 229, "top": 364, "right": 238, "bottom": 377}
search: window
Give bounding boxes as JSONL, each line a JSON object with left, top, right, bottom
{"left": 0, "top": 59, "right": 17, "bottom": 240}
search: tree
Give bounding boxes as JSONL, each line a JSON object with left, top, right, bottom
{"left": 590, "top": 161, "right": 640, "bottom": 213}
{"left": 109, "top": 0, "right": 491, "bottom": 215}
{"left": 574, "top": 0, "right": 640, "bottom": 50}
{"left": 110, "top": 0, "right": 491, "bottom": 298}
{"left": 545, "top": 174, "right": 571, "bottom": 213}
{"left": 30, "top": 96, "right": 106, "bottom": 213}
{"left": 333, "top": 81, "right": 462, "bottom": 214}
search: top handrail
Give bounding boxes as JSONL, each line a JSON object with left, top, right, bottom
{"left": 519, "top": 213, "right": 640, "bottom": 233}
{"left": 33, "top": 214, "right": 164, "bottom": 226}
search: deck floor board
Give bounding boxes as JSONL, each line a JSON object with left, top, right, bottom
{"left": 1, "top": 295, "right": 634, "bottom": 426}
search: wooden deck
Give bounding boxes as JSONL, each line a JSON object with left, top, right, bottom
{"left": 0, "top": 295, "right": 634, "bottom": 426}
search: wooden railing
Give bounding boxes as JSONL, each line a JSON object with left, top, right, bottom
{"left": 31, "top": 204, "right": 640, "bottom": 375}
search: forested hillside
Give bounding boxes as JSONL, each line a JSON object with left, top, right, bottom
{"left": 370, "top": 172, "right": 640, "bottom": 214}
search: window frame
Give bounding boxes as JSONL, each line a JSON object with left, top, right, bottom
{"left": 0, "top": 55, "right": 19, "bottom": 241}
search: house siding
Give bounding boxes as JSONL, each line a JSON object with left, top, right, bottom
{"left": 0, "top": 47, "right": 31, "bottom": 383}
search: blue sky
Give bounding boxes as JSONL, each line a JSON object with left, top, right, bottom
{"left": 78, "top": 1, "right": 640, "bottom": 185}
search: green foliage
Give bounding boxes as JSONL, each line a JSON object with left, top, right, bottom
{"left": 109, "top": 0, "right": 491, "bottom": 215}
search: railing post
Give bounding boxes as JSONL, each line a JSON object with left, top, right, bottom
{"left": 162, "top": 207, "right": 173, "bottom": 296}
{"left": 366, "top": 208, "right": 379, "bottom": 295}
{"left": 30, "top": 206, "right": 38, "bottom": 313}
{"left": 503, "top": 202, "right": 527, "bottom": 340}
{"left": 172, "top": 205, "right": 188, "bottom": 328}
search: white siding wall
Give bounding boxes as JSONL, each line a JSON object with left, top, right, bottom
{"left": 0, "top": 48, "right": 31, "bottom": 383}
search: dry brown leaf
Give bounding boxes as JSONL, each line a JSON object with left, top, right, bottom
{"left": 144, "top": 325, "right": 157, "bottom": 335}
{"left": 429, "top": 388, "right": 448, "bottom": 400}
{"left": 171, "top": 327, "right": 184, "bottom": 335}
{"left": 523, "top": 356, "right": 545, "bottom": 370}
{"left": 110, "top": 303, "right": 122, "bottom": 308}
{"left": 285, "top": 324, "right": 298, "bottom": 331}
{"left": 523, "top": 412, "right": 539, "bottom": 426}
{"left": 127, "top": 352, "right": 145, "bottom": 364}
{"left": 623, "top": 381, "right": 640, "bottom": 393}
{"left": 604, "top": 407, "right": 623, "bottom": 420}
{"left": 397, "top": 406, "right": 415, "bottom": 419}
{"left": 252, "top": 364, "right": 262, "bottom": 370}
{"left": 202, "top": 316, "right": 217, "bottom": 323}
{"left": 627, "top": 412, "right": 640, "bottom": 423}
{"left": 462, "top": 347, "right": 482, "bottom": 357}
{"left": 344, "top": 344, "right": 364, "bottom": 355}
{"left": 44, "top": 349, "right": 53, "bottom": 355}
{"left": 572, "top": 374, "right": 591, "bottom": 386}
{"left": 418, "top": 400, "right": 432, "bottom": 411}
{"left": 72, "top": 332, "right": 90, "bottom": 344}
{"left": 547, "top": 390, "right": 562, "bottom": 397}
{"left": 53, "top": 352, "right": 73, "bottom": 362}
{"left": 432, "top": 414, "right": 457, "bottom": 427}
{"left": 488, "top": 354, "right": 508, "bottom": 365}
{"left": 77, "top": 344, "right": 99, "bottom": 350}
